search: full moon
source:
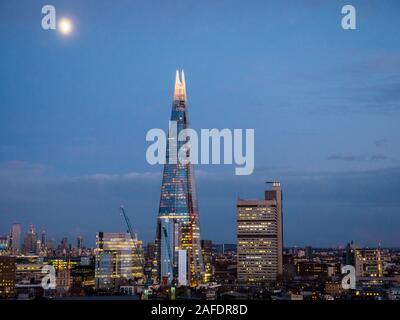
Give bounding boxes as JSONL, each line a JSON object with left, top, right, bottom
{"left": 58, "top": 18, "right": 73, "bottom": 35}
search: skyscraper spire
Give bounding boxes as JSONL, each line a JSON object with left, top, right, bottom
{"left": 173, "top": 69, "right": 186, "bottom": 101}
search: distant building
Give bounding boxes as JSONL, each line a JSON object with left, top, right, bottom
{"left": 146, "top": 242, "right": 156, "bottom": 262}
{"left": 56, "top": 268, "right": 72, "bottom": 297}
{"left": 60, "top": 237, "right": 69, "bottom": 255}
{"left": 11, "top": 223, "right": 21, "bottom": 254}
{"left": 305, "top": 246, "right": 313, "bottom": 261}
{"left": 77, "top": 236, "right": 84, "bottom": 256}
{"left": 23, "top": 225, "right": 37, "bottom": 255}
{"left": 16, "top": 263, "right": 43, "bottom": 283}
{"left": 40, "top": 231, "right": 47, "bottom": 253}
{"left": 201, "top": 240, "right": 213, "bottom": 283}
{"left": 212, "top": 244, "right": 237, "bottom": 254}
{"left": 237, "top": 182, "right": 283, "bottom": 284}
{"left": 296, "top": 261, "right": 332, "bottom": 278}
{"left": 0, "top": 235, "right": 8, "bottom": 252}
{"left": 214, "top": 258, "right": 237, "bottom": 285}
{"left": 144, "top": 242, "right": 157, "bottom": 284}
{"left": 324, "top": 281, "right": 344, "bottom": 297}
{"left": 355, "top": 248, "right": 383, "bottom": 277}
{"left": 95, "top": 232, "right": 144, "bottom": 291}
{"left": 0, "top": 256, "right": 16, "bottom": 298}
{"left": 344, "top": 242, "right": 356, "bottom": 266}
{"left": 70, "top": 257, "right": 95, "bottom": 296}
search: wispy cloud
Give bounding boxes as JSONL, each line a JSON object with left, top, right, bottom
{"left": 74, "top": 171, "right": 160, "bottom": 182}
{"left": 328, "top": 154, "right": 389, "bottom": 162}
{"left": 375, "top": 139, "right": 388, "bottom": 147}
{"left": 0, "top": 161, "right": 49, "bottom": 182}
{"left": 0, "top": 161, "right": 160, "bottom": 183}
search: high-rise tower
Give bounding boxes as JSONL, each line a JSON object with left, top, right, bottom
{"left": 237, "top": 182, "right": 283, "bottom": 284}
{"left": 155, "top": 70, "right": 204, "bottom": 287}
{"left": 10, "top": 223, "right": 21, "bottom": 255}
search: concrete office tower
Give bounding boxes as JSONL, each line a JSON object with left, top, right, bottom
{"left": 237, "top": 182, "right": 283, "bottom": 284}
{"left": 10, "top": 223, "right": 21, "bottom": 254}
{"left": 95, "top": 232, "right": 144, "bottom": 290}
{"left": 155, "top": 70, "right": 204, "bottom": 287}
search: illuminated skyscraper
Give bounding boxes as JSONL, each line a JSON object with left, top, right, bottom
{"left": 155, "top": 70, "right": 204, "bottom": 287}
{"left": 237, "top": 182, "right": 283, "bottom": 284}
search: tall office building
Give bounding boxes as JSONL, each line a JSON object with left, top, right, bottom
{"left": 344, "top": 241, "right": 356, "bottom": 266}
{"left": 39, "top": 230, "right": 47, "bottom": 254}
{"left": 237, "top": 182, "right": 283, "bottom": 284}
{"left": 60, "top": 237, "right": 68, "bottom": 253}
{"left": 305, "top": 246, "right": 313, "bottom": 261}
{"left": 155, "top": 70, "right": 203, "bottom": 287}
{"left": 77, "top": 236, "right": 83, "bottom": 249}
{"left": 95, "top": 232, "right": 144, "bottom": 290}
{"left": 10, "top": 223, "right": 21, "bottom": 254}
{"left": 23, "top": 224, "right": 37, "bottom": 255}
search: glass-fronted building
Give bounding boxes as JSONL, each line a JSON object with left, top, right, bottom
{"left": 95, "top": 232, "right": 143, "bottom": 290}
{"left": 155, "top": 70, "right": 204, "bottom": 287}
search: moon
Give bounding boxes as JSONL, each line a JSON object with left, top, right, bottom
{"left": 58, "top": 18, "right": 73, "bottom": 35}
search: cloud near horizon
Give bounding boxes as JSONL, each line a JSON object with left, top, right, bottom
{"left": 1, "top": 160, "right": 400, "bottom": 248}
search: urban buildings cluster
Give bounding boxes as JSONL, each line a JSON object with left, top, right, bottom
{"left": 1, "top": 220, "right": 400, "bottom": 300}
{"left": 1, "top": 71, "right": 400, "bottom": 300}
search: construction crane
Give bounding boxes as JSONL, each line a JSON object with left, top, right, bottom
{"left": 120, "top": 205, "right": 135, "bottom": 240}
{"left": 119, "top": 205, "right": 144, "bottom": 270}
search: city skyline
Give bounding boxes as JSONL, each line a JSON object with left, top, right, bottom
{"left": 1, "top": 0, "right": 400, "bottom": 247}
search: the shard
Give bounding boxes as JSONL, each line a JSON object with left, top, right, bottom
{"left": 155, "top": 70, "right": 204, "bottom": 287}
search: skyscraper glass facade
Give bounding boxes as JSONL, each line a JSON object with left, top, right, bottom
{"left": 155, "top": 70, "right": 203, "bottom": 287}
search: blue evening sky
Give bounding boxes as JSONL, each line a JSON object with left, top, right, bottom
{"left": 1, "top": 0, "right": 400, "bottom": 247}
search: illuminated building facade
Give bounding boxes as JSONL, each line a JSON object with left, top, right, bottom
{"left": 95, "top": 232, "right": 144, "bottom": 290}
{"left": 155, "top": 70, "right": 204, "bottom": 287}
{"left": 201, "top": 240, "right": 213, "bottom": 283}
{"left": 237, "top": 182, "right": 283, "bottom": 284}
{"left": 355, "top": 248, "right": 383, "bottom": 277}
{"left": 295, "top": 261, "right": 337, "bottom": 278}
{"left": 0, "top": 256, "right": 16, "bottom": 298}
{"left": 0, "top": 236, "right": 8, "bottom": 252}
{"left": 47, "top": 259, "right": 74, "bottom": 296}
